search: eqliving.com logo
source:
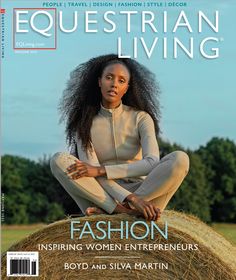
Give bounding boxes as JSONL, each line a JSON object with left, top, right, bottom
{"left": 13, "top": 8, "right": 57, "bottom": 50}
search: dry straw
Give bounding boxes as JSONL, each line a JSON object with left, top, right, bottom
{"left": 2, "top": 210, "right": 236, "bottom": 280}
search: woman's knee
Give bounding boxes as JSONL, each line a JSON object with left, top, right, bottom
{"left": 50, "top": 152, "right": 76, "bottom": 175}
{"left": 171, "top": 151, "right": 190, "bottom": 175}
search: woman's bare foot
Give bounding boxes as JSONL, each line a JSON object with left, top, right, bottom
{"left": 113, "top": 204, "right": 142, "bottom": 218}
{"left": 85, "top": 205, "right": 140, "bottom": 217}
{"left": 85, "top": 201, "right": 160, "bottom": 221}
{"left": 122, "top": 201, "right": 132, "bottom": 209}
{"left": 85, "top": 207, "right": 106, "bottom": 216}
{"left": 125, "top": 194, "right": 161, "bottom": 221}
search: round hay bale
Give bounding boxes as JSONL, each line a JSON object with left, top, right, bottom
{"left": 2, "top": 210, "right": 236, "bottom": 280}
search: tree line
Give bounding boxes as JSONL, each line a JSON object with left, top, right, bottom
{"left": 2, "top": 137, "right": 236, "bottom": 224}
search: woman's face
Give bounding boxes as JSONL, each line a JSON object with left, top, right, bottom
{"left": 99, "top": 63, "right": 130, "bottom": 109}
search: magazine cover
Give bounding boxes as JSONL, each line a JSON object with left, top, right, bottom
{"left": 1, "top": 0, "right": 236, "bottom": 279}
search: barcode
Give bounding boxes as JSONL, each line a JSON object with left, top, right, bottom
{"left": 7, "top": 252, "right": 39, "bottom": 277}
{"left": 10, "top": 259, "right": 36, "bottom": 275}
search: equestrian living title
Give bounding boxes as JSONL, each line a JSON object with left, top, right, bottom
{"left": 14, "top": 9, "right": 220, "bottom": 59}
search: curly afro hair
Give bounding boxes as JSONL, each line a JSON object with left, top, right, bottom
{"left": 59, "top": 54, "right": 161, "bottom": 153}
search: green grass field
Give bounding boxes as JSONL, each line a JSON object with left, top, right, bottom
{"left": 1, "top": 223, "right": 236, "bottom": 253}
{"left": 211, "top": 223, "right": 236, "bottom": 245}
{"left": 1, "top": 224, "right": 45, "bottom": 253}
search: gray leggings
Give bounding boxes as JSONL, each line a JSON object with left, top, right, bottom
{"left": 50, "top": 151, "right": 189, "bottom": 214}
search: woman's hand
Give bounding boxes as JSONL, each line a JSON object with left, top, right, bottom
{"left": 66, "top": 160, "right": 106, "bottom": 179}
{"left": 125, "top": 194, "right": 161, "bottom": 221}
